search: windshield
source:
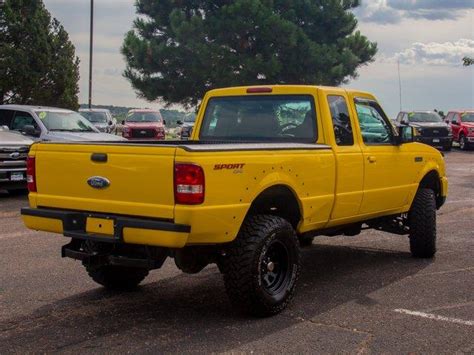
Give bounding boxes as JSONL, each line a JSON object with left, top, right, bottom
{"left": 80, "top": 111, "right": 108, "bottom": 123}
{"left": 184, "top": 115, "right": 196, "bottom": 123}
{"left": 408, "top": 112, "right": 442, "bottom": 123}
{"left": 35, "top": 111, "right": 96, "bottom": 132}
{"left": 199, "top": 95, "right": 317, "bottom": 142}
{"left": 461, "top": 113, "right": 474, "bottom": 122}
{"left": 355, "top": 105, "right": 382, "bottom": 125}
{"left": 126, "top": 112, "right": 162, "bottom": 122}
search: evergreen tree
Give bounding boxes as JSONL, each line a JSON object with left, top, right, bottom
{"left": 0, "top": 0, "right": 80, "bottom": 110}
{"left": 122, "top": 0, "right": 377, "bottom": 107}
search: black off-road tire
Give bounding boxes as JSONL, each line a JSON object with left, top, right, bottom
{"left": 221, "top": 215, "right": 301, "bottom": 317}
{"left": 85, "top": 265, "right": 149, "bottom": 290}
{"left": 459, "top": 134, "right": 468, "bottom": 150}
{"left": 408, "top": 188, "right": 437, "bottom": 258}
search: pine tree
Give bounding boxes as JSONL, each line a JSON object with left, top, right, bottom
{"left": 0, "top": 0, "right": 80, "bottom": 110}
{"left": 122, "top": 0, "right": 377, "bottom": 107}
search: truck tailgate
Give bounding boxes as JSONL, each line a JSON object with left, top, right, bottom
{"left": 32, "top": 143, "right": 177, "bottom": 219}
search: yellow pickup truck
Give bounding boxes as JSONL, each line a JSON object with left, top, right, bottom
{"left": 22, "top": 85, "right": 447, "bottom": 316}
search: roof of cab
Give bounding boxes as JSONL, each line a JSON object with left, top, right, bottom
{"left": 206, "top": 84, "right": 372, "bottom": 97}
{"left": 128, "top": 108, "right": 160, "bottom": 113}
{"left": 0, "top": 104, "right": 73, "bottom": 112}
{"left": 447, "top": 109, "right": 474, "bottom": 113}
{"left": 79, "top": 108, "right": 111, "bottom": 113}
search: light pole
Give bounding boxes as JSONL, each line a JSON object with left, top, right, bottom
{"left": 88, "top": 0, "right": 94, "bottom": 109}
{"left": 397, "top": 59, "right": 403, "bottom": 112}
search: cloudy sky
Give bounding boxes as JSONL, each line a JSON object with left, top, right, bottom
{"left": 43, "top": 0, "right": 473, "bottom": 117}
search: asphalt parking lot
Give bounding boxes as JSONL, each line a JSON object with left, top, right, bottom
{"left": 0, "top": 150, "right": 472, "bottom": 353}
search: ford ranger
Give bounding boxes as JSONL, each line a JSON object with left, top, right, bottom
{"left": 21, "top": 85, "right": 448, "bottom": 316}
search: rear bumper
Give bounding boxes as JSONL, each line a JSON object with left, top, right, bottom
{"left": 21, "top": 207, "right": 190, "bottom": 248}
{"left": 0, "top": 168, "right": 27, "bottom": 190}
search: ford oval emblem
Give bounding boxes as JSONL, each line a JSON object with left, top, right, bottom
{"left": 9, "top": 152, "right": 21, "bottom": 159}
{"left": 87, "top": 176, "right": 110, "bottom": 189}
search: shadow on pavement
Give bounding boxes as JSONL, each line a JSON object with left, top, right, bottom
{"left": 0, "top": 244, "right": 430, "bottom": 352}
{"left": 0, "top": 189, "right": 28, "bottom": 199}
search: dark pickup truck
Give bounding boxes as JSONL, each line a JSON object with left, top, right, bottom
{"left": 395, "top": 111, "right": 453, "bottom": 151}
{"left": 0, "top": 128, "right": 33, "bottom": 192}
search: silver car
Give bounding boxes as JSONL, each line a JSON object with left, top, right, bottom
{"left": 0, "top": 105, "right": 125, "bottom": 142}
{"left": 0, "top": 127, "right": 33, "bottom": 192}
{"left": 79, "top": 108, "right": 117, "bottom": 134}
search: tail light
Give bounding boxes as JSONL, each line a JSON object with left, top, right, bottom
{"left": 26, "top": 156, "right": 37, "bottom": 192}
{"left": 247, "top": 87, "right": 272, "bottom": 93}
{"left": 174, "top": 163, "right": 204, "bottom": 205}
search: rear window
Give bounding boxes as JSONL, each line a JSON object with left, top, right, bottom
{"left": 199, "top": 95, "right": 317, "bottom": 142}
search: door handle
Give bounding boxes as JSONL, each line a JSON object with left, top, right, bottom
{"left": 368, "top": 156, "right": 377, "bottom": 163}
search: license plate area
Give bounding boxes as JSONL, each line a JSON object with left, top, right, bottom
{"left": 433, "top": 138, "right": 440, "bottom": 143}
{"left": 86, "top": 217, "right": 114, "bottom": 236}
{"left": 10, "top": 172, "right": 24, "bottom": 181}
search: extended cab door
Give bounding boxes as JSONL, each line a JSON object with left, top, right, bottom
{"left": 349, "top": 94, "right": 417, "bottom": 215}
{"left": 319, "top": 89, "right": 364, "bottom": 222}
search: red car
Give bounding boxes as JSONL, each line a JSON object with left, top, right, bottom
{"left": 446, "top": 110, "right": 474, "bottom": 150}
{"left": 122, "top": 109, "right": 166, "bottom": 140}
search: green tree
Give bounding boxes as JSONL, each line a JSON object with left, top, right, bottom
{"left": 0, "top": 0, "right": 80, "bottom": 109}
{"left": 122, "top": 0, "right": 377, "bottom": 107}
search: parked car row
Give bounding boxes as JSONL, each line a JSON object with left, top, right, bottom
{"left": 0, "top": 105, "right": 124, "bottom": 142}
{"left": 394, "top": 109, "right": 474, "bottom": 151}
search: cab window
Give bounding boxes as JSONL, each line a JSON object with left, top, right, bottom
{"left": 452, "top": 113, "right": 461, "bottom": 124}
{"left": 327, "top": 95, "right": 353, "bottom": 146}
{"left": 354, "top": 99, "right": 394, "bottom": 145}
{"left": 0, "top": 109, "right": 15, "bottom": 127}
{"left": 11, "top": 111, "right": 39, "bottom": 131}
{"left": 444, "top": 112, "right": 451, "bottom": 124}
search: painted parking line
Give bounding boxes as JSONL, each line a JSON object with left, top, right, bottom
{"left": 445, "top": 199, "right": 474, "bottom": 205}
{"left": 394, "top": 309, "right": 473, "bottom": 326}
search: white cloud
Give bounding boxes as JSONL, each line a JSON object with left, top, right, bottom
{"left": 392, "top": 39, "right": 474, "bottom": 66}
{"left": 355, "top": 0, "right": 473, "bottom": 24}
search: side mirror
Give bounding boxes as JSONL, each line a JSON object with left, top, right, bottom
{"left": 400, "top": 119, "right": 409, "bottom": 125}
{"left": 22, "top": 125, "right": 40, "bottom": 137}
{"left": 163, "top": 119, "right": 166, "bottom": 126}
{"left": 108, "top": 121, "right": 113, "bottom": 126}
{"left": 396, "top": 125, "right": 414, "bottom": 145}
{"left": 177, "top": 120, "right": 183, "bottom": 125}
{"left": 121, "top": 120, "right": 125, "bottom": 125}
